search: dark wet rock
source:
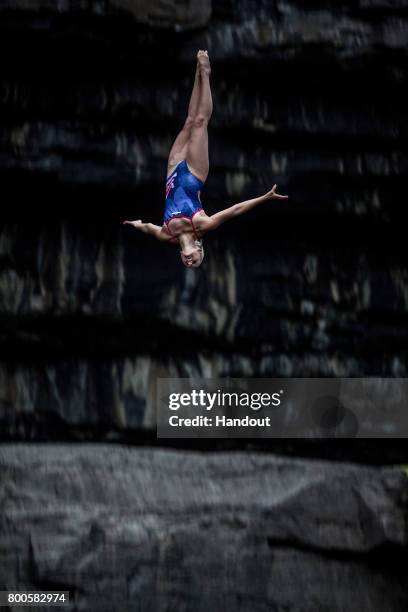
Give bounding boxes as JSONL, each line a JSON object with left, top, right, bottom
{"left": 0, "top": 0, "right": 212, "bottom": 30}
{"left": 0, "top": 1, "right": 407, "bottom": 441}
{"left": 0, "top": 444, "right": 407, "bottom": 611}
{"left": 1, "top": 6, "right": 407, "bottom": 607}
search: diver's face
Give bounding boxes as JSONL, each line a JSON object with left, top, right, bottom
{"left": 180, "top": 247, "right": 202, "bottom": 268}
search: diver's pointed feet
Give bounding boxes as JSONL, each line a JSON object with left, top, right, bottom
{"left": 197, "top": 49, "right": 211, "bottom": 76}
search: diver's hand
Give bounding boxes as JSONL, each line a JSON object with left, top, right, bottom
{"left": 264, "top": 184, "right": 288, "bottom": 200}
{"left": 122, "top": 220, "right": 165, "bottom": 240}
{"left": 122, "top": 219, "right": 143, "bottom": 228}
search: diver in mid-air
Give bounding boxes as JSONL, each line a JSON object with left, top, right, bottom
{"left": 123, "top": 50, "right": 288, "bottom": 268}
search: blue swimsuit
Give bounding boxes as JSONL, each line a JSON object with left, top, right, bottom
{"left": 164, "top": 159, "right": 204, "bottom": 240}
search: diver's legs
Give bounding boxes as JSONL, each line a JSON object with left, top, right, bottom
{"left": 187, "top": 59, "right": 202, "bottom": 120}
{"left": 186, "top": 51, "right": 212, "bottom": 183}
{"left": 167, "top": 57, "right": 201, "bottom": 172}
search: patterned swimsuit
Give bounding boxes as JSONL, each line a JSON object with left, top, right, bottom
{"left": 164, "top": 160, "right": 204, "bottom": 240}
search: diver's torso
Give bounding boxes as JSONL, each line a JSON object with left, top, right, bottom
{"left": 164, "top": 159, "right": 204, "bottom": 224}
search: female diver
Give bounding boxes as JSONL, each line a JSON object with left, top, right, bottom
{"left": 123, "top": 50, "right": 288, "bottom": 268}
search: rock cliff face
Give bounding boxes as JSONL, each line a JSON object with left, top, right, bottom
{"left": 0, "top": 0, "right": 408, "bottom": 440}
{"left": 1, "top": 445, "right": 407, "bottom": 611}
{"left": 1, "top": 4, "right": 408, "bottom": 609}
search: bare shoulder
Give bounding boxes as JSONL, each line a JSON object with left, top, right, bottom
{"left": 159, "top": 224, "right": 177, "bottom": 244}
{"left": 194, "top": 210, "right": 214, "bottom": 233}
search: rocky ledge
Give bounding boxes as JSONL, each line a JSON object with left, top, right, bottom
{"left": 0, "top": 444, "right": 407, "bottom": 611}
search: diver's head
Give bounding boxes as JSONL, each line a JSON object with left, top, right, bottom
{"left": 180, "top": 239, "right": 204, "bottom": 268}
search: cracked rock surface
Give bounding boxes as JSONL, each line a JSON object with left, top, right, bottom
{"left": 1, "top": 1, "right": 408, "bottom": 439}
{"left": 1, "top": 444, "right": 408, "bottom": 611}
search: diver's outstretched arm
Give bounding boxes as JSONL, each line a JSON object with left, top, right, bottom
{"left": 122, "top": 220, "right": 169, "bottom": 242}
{"left": 205, "top": 184, "right": 288, "bottom": 230}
